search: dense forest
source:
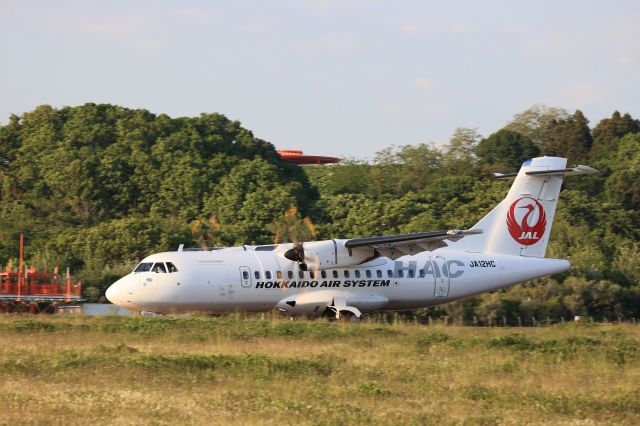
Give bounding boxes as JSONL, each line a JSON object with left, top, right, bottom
{"left": 1, "top": 103, "right": 638, "bottom": 323}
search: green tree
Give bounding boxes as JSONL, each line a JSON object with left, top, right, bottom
{"left": 442, "top": 127, "right": 480, "bottom": 174}
{"left": 0, "top": 103, "right": 315, "bottom": 296}
{"left": 591, "top": 111, "right": 640, "bottom": 158}
{"left": 476, "top": 129, "right": 540, "bottom": 171}
{"left": 202, "top": 157, "right": 306, "bottom": 245}
{"left": 544, "top": 110, "right": 592, "bottom": 162}
{"left": 504, "top": 104, "right": 569, "bottom": 150}
{"left": 604, "top": 133, "right": 640, "bottom": 210}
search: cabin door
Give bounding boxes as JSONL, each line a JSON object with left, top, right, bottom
{"left": 239, "top": 266, "right": 252, "bottom": 288}
{"left": 431, "top": 256, "right": 450, "bottom": 298}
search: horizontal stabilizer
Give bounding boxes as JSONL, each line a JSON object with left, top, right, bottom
{"left": 493, "top": 164, "right": 599, "bottom": 179}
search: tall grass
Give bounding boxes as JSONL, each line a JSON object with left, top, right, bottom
{"left": 0, "top": 314, "right": 639, "bottom": 425}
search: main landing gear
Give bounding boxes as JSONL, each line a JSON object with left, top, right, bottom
{"left": 325, "top": 297, "right": 363, "bottom": 322}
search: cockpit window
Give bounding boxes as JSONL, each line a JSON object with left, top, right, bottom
{"left": 152, "top": 263, "right": 167, "bottom": 273}
{"left": 134, "top": 262, "right": 153, "bottom": 273}
{"left": 166, "top": 262, "right": 178, "bottom": 273}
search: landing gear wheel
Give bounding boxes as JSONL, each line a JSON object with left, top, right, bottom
{"left": 338, "top": 310, "right": 362, "bottom": 323}
{"left": 325, "top": 305, "right": 363, "bottom": 323}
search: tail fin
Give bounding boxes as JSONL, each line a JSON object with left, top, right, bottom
{"left": 457, "top": 157, "right": 597, "bottom": 258}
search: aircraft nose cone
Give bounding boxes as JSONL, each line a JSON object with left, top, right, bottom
{"left": 106, "top": 278, "right": 128, "bottom": 307}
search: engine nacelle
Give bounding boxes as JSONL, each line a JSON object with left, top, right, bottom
{"left": 281, "top": 239, "right": 376, "bottom": 270}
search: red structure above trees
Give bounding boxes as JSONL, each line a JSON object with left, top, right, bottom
{"left": 276, "top": 149, "right": 340, "bottom": 165}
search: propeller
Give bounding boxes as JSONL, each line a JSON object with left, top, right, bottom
{"left": 284, "top": 243, "right": 307, "bottom": 270}
{"left": 274, "top": 208, "right": 318, "bottom": 277}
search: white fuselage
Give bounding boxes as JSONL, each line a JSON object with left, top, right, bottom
{"left": 105, "top": 247, "right": 570, "bottom": 315}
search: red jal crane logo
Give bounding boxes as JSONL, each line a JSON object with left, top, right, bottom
{"left": 506, "top": 197, "right": 547, "bottom": 245}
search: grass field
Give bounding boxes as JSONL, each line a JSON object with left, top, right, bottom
{"left": 0, "top": 315, "right": 639, "bottom": 425}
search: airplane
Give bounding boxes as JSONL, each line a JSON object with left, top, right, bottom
{"left": 106, "top": 156, "right": 598, "bottom": 320}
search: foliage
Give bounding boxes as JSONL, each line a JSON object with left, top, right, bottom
{"left": 591, "top": 111, "right": 640, "bottom": 158}
{"left": 0, "top": 103, "right": 639, "bottom": 320}
{"left": 543, "top": 110, "right": 592, "bottom": 163}
{"left": 0, "top": 104, "right": 313, "bottom": 298}
{"left": 202, "top": 157, "right": 307, "bottom": 245}
{"left": 476, "top": 129, "right": 540, "bottom": 171}
{"left": 504, "top": 104, "right": 570, "bottom": 148}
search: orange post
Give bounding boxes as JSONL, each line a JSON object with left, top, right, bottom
{"left": 66, "top": 267, "right": 71, "bottom": 302}
{"left": 17, "top": 233, "right": 23, "bottom": 302}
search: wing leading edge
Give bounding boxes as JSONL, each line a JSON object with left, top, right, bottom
{"left": 345, "top": 228, "right": 482, "bottom": 259}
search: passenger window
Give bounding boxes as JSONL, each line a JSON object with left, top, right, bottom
{"left": 298, "top": 271, "right": 304, "bottom": 279}
{"left": 365, "top": 270, "right": 372, "bottom": 278}
{"left": 166, "top": 262, "right": 178, "bottom": 273}
{"left": 408, "top": 269, "right": 414, "bottom": 278}
{"left": 354, "top": 270, "right": 361, "bottom": 278}
{"left": 277, "top": 271, "right": 283, "bottom": 280}
{"left": 332, "top": 270, "right": 339, "bottom": 278}
{"left": 387, "top": 270, "right": 393, "bottom": 278}
{"left": 287, "top": 271, "right": 294, "bottom": 279}
{"left": 134, "top": 262, "right": 153, "bottom": 273}
{"left": 254, "top": 271, "right": 260, "bottom": 279}
{"left": 309, "top": 271, "right": 315, "bottom": 279}
{"left": 266, "top": 271, "right": 272, "bottom": 280}
{"left": 419, "top": 269, "right": 425, "bottom": 278}
{"left": 376, "top": 270, "right": 382, "bottom": 278}
{"left": 152, "top": 263, "right": 167, "bottom": 273}
{"left": 344, "top": 270, "right": 350, "bottom": 278}
{"left": 321, "top": 270, "right": 327, "bottom": 279}
{"left": 242, "top": 271, "right": 249, "bottom": 279}
{"left": 398, "top": 270, "right": 404, "bottom": 278}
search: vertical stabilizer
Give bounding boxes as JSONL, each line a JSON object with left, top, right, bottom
{"left": 458, "top": 157, "right": 568, "bottom": 258}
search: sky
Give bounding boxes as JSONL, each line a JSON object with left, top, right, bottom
{"left": 1, "top": 0, "right": 639, "bottom": 159}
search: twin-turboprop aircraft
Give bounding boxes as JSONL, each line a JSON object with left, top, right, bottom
{"left": 106, "top": 157, "right": 598, "bottom": 319}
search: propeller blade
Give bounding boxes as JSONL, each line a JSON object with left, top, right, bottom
{"left": 283, "top": 243, "right": 303, "bottom": 261}
{"left": 284, "top": 248, "right": 300, "bottom": 262}
{"left": 283, "top": 243, "right": 308, "bottom": 271}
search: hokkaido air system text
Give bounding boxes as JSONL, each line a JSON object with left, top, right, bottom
{"left": 255, "top": 280, "right": 391, "bottom": 289}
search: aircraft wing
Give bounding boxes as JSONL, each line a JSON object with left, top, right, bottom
{"left": 344, "top": 228, "right": 482, "bottom": 259}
